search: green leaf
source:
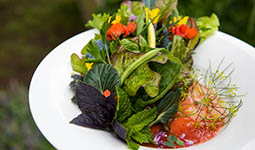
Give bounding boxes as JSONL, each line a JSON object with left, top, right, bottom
{"left": 135, "top": 9, "right": 146, "bottom": 35}
{"left": 164, "top": 135, "right": 177, "bottom": 148}
{"left": 139, "top": 59, "right": 181, "bottom": 106}
{"left": 82, "top": 40, "right": 107, "bottom": 64}
{"left": 71, "top": 54, "right": 87, "bottom": 74}
{"left": 142, "top": 0, "right": 156, "bottom": 9}
{"left": 85, "top": 13, "right": 110, "bottom": 30}
{"left": 100, "top": 18, "right": 112, "bottom": 44}
{"left": 131, "top": 127, "right": 153, "bottom": 144}
{"left": 83, "top": 64, "right": 120, "bottom": 94}
{"left": 117, "top": 5, "right": 131, "bottom": 25}
{"left": 120, "top": 48, "right": 164, "bottom": 85}
{"left": 196, "top": 13, "right": 220, "bottom": 42}
{"left": 176, "top": 140, "right": 184, "bottom": 146}
{"left": 120, "top": 39, "right": 140, "bottom": 53}
{"left": 115, "top": 87, "right": 132, "bottom": 122}
{"left": 109, "top": 41, "right": 118, "bottom": 54}
{"left": 124, "top": 107, "right": 157, "bottom": 131}
{"left": 139, "top": 35, "right": 148, "bottom": 52}
{"left": 171, "top": 35, "right": 190, "bottom": 63}
{"left": 155, "top": 0, "right": 178, "bottom": 24}
{"left": 132, "top": 2, "right": 145, "bottom": 16}
{"left": 150, "top": 89, "right": 181, "bottom": 125}
{"left": 112, "top": 50, "right": 144, "bottom": 76}
{"left": 123, "top": 63, "right": 161, "bottom": 97}
{"left": 126, "top": 137, "right": 140, "bottom": 150}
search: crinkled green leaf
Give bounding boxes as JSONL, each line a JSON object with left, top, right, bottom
{"left": 83, "top": 64, "right": 120, "bottom": 94}
{"left": 112, "top": 50, "right": 144, "bottom": 76}
{"left": 127, "top": 137, "right": 139, "bottom": 150}
{"left": 197, "top": 13, "right": 220, "bottom": 42}
{"left": 85, "top": 13, "right": 110, "bottom": 30}
{"left": 123, "top": 63, "right": 161, "bottom": 97}
{"left": 115, "top": 86, "right": 132, "bottom": 122}
{"left": 171, "top": 35, "right": 190, "bottom": 63}
{"left": 131, "top": 127, "right": 153, "bottom": 144}
{"left": 71, "top": 54, "right": 87, "bottom": 74}
{"left": 136, "top": 59, "right": 181, "bottom": 107}
{"left": 120, "top": 39, "right": 140, "bottom": 53}
{"left": 150, "top": 60, "right": 182, "bottom": 93}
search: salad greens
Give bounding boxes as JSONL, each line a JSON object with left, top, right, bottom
{"left": 69, "top": 0, "right": 242, "bottom": 150}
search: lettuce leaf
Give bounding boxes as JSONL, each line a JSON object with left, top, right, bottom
{"left": 196, "top": 13, "right": 220, "bottom": 42}
{"left": 123, "top": 63, "right": 161, "bottom": 97}
{"left": 70, "top": 54, "right": 87, "bottom": 74}
{"left": 85, "top": 13, "right": 110, "bottom": 30}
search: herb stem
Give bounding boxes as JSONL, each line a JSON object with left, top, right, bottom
{"left": 105, "top": 43, "right": 111, "bottom": 64}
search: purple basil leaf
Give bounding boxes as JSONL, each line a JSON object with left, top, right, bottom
{"left": 76, "top": 81, "right": 106, "bottom": 113}
{"left": 112, "top": 120, "right": 127, "bottom": 141}
{"left": 74, "top": 82, "right": 117, "bottom": 129}
{"left": 70, "top": 113, "right": 104, "bottom": 129}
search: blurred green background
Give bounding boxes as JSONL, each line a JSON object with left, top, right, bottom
{"left": 0, "top": 0, "right": 254, "bottom": 149}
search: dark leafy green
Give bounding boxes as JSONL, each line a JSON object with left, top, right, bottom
{"left": 112, "top": 120, "right": 127, "bottom": 141}
{"left": 71, "top": 82, "right": 116, "bottom": 129}
{"left": 83, "top": 64, "right": 120, "bottom": 94}
{"left": 150, "top": 89, "right": 181, "bottom": 126}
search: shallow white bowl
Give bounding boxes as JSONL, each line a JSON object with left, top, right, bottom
{"left": 29, "top": 29, "right": 255, "bottom": 150}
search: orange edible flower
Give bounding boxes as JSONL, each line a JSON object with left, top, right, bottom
{"left": 106, "top": 22, "right": 136, "bottom": 41}
{"left": 106, "top": 23, "right": 127, "bottom": 41}
{"left": 187, "top": 28, "right": 198, "bottom": 39}
{"left": 170, "top": 24, "right": 198, "bottom": 39}
{"left": 103, "top": 89, "right": 111, "bottom": 98}
{"left": 125, "top": 22, "right": 136, "bottom": 36}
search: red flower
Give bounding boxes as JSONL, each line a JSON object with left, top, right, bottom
{"left": 106, "top": 23, "right": 127, "bottom": 41}
{"left": 106, "top": 22, "right": 136, "bottom": 41}
{"left": 125, "top": 22, "right": 136, "bottom": 36}
{"left": 169, "top": 24, "right": 198, "bottom": 39}
{"left": 187, "top": 28, "right": 198, "bottom": 39}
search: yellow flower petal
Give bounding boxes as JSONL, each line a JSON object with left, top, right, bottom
{"left": 145, "top": 7, "right": 150, "bottom": 23}
{"left": 86, "top": 63, "right": 93, "bottom": 70}
{"left": 169, "top": 16, "right": 189, "bottom": 25}
{"left": 177, "top": 16, "right": 189, "bottom": 26}
{"left": 112, "top": 15, "right": 121, "bottom": 24}
{"left": 150, "top": 8, "right": 160, "bottom": 24}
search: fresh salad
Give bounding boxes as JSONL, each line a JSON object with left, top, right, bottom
{"left": 69, "top": 0, "right": 242, "bottom": 149}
